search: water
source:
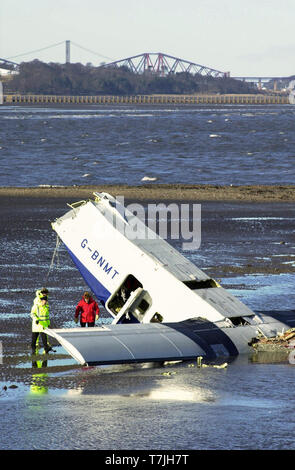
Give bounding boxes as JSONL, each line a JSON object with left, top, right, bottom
{"left": 1, "top": 357, "right": 295, "bottom": 450}
{"left": 0, "top": 104, "right": 295, "bottom": 186}
{"left": 0, "top": 199, "right": 295, "bottom": 450}
{"left": 1, "top": 104, "right": 295, "bottom": 450}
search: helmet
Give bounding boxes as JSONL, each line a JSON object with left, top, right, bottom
{"left": 37, "top": 288, "right": 49, "bottom": 299}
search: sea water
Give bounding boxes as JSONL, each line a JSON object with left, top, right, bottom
{"left": 0, "top": 104, "right": 294, "bottom": 186}
{"left": 0, "top": 104, "right": 295, "bottom": 450}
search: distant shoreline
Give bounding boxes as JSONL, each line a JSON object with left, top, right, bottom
{"left": 3, "top": 93, "right": 289, "bottom": 106}
{"left": 0, "top": 184, "right": 294, "bottom": 202}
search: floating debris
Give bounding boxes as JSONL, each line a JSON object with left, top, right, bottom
{"left": 141, "top": 176, "right": 158, "bottom": 182}
{"left": 2, "top": 384, "right": 18, "bottom": 391}
{"left": 201, "top": 362, "right": 228, "bottom": 369}
{"left": 250, "top": 328, "right": 295, "bottom": 353}
{"left": 195, "top": 356, "right": 227, "bottom": 369}
{"left": 38, "top": 185, "right": 66, "bottom": 188}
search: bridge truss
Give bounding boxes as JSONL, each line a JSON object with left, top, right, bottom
{"left": 103, "top": 52, "right": 228, "bottom": 78}
{"left": 0, "top": 58, "right": 19, "bottom": 70}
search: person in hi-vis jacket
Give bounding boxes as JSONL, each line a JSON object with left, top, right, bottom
{"left": 30, "top": 294, "right": 53, "bottom": 354}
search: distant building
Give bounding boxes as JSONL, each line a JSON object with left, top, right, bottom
{"left": 0, "top": 68, "right": 18, "bottom": 77}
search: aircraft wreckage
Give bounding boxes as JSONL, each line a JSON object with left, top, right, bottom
{"left": 46, "top": 192, "right": 295, "bottom": 366}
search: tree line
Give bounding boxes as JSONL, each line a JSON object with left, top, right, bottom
{"left": 5, "top": 60, "right": 258, "bottom": 95}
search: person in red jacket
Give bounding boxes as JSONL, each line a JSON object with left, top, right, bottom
{"left": 74, "top": 291, "right": 99, "bottom": 327}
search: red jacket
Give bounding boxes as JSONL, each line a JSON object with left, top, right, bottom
{"left": 75, "top": 297, "right": 99, "bottom": 323}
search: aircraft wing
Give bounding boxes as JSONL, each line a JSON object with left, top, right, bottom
{"left": 45, "top": 322, "right": 209, "bottom": 366}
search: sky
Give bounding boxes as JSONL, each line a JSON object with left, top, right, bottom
{"left": 1, "top": 0, "right": 295, "bottom": 77}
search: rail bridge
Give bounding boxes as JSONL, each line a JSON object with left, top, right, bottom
{"left": 102, "top": 52, "right": 229, "bottom": 78}
{"left": 0, "top": 40, "right": 294, "bottom": 90}
{"left": 0, "top": 58, "right": 19, "bottom": 72}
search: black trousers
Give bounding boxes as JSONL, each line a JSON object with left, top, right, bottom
{"left": 31, "top": 332, "right": 50, "bottom": 353}
{"left": 80, "top": 322, "right": 95, "bottom": 327}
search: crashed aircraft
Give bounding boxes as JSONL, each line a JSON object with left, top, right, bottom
{"left": 46, "top": 192, "right": 295, "bottom": 366}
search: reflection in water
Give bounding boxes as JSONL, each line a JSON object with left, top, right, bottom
{"left": 9, "top": 355, "right": 295, "bottom": 450}
{"left": 32, "top": 359, "right": 48, "bottom": 369}
{"left": 131, "top": 385, "right": 216, "bottom": 403}
{"left": 59, "top": 361, "right": 220, "bottom": 404}
{"left": 250, "top": 351, "right": 289, "bottom": 364}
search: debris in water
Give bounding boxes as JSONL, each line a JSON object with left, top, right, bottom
{"left": 141, "top": 176, "right": 158, "bottom": 182}
{"left": 250, "top": 328, "right": 295, "bottom": 352}
{"left": 2, "top": 384, "right": 18, "bottom": 391}
{"left": 196, "top": 356, "right": 227, "bottom": 369}
{"left": 201, "top": 362, "right": 228, "bottom": 369}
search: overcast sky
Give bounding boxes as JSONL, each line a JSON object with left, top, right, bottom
{"left": 1, "top": 0, "right": 294, "bottom": 76}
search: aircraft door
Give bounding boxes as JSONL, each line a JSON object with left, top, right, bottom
{"left": 106, "top": 274, "right": 152, "bottom": 323}
{"left": 110, "top": 288, "right": 152, "bottom": 324}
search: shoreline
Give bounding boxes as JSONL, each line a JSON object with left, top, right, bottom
{"left": 0, "top": 184, "right": 294, "bottom": 202}
{"left": 3, "top": 93, "right": 289, "bottom": 106}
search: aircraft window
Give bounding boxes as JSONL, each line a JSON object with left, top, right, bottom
{"left": 137, "top": 299, "right": 149, "bottom": 314}
{"left": 108, "top": 274, "right": 143, "bottom": 315}
{"left": 151, "top": 313, "right": 163, "bottom": 323}
{"left": 183, "top": 279, "right": 218, "bottom": 290}
{"left": 133, "top": 299, "right": 151, "bottom": 321}
{"left": 132, "top": 291, "right": 153, "bottom": 321}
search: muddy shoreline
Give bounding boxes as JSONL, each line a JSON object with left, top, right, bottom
{"left": 0, "top": 183, "right": 294, "bottom": 202}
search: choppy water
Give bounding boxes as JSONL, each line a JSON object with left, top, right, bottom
{"left": 0, "top": 104, "right": 295, "bottom": 186}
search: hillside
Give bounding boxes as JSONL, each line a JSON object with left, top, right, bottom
{"left": 5, "top": 60, "right": 258, "bottom": 95}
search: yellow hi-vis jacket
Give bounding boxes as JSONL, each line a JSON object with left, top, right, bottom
{"left": 30, "top": 302, "right": 50, "bottom": 333}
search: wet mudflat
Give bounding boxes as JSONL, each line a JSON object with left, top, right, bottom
{"left": 0, "top": 193, "right": 295, "bottom": 450}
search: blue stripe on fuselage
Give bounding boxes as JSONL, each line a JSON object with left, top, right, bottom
{"left": 65, "top": 245, "right": 111, "bottom": 304}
